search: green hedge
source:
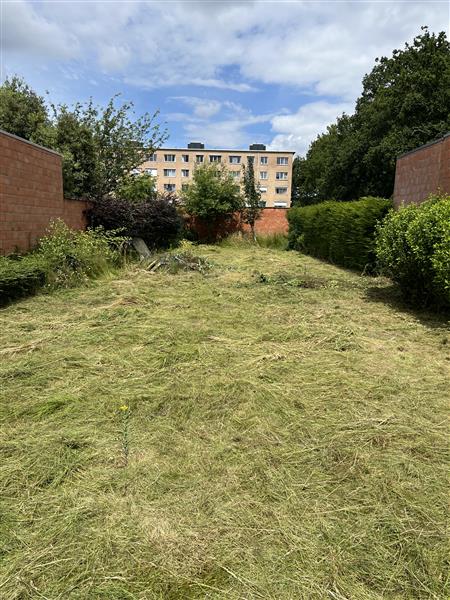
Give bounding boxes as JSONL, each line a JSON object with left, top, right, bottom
{"left": 0, "top": 256, "right": 48, "bottom": 306}
{"left": 287, "top": 197, "right": 392, "bottom": 271}
{"left": 376, "top": 195, "right": 450, "bottom": 309}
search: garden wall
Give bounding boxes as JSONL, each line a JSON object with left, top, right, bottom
{"left": 0, "top": 130, "right": 89, "bottom": 255}
{"left": 188, "top": 208, "right": 289, "bottom": 240}
{"left": 393, "top": 133, "right": 450, "bottom": 208}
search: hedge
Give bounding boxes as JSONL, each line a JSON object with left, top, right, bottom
{"left": 0, "top": 256, "right": 47, "bottom": 306}
{"left": 287, "top": 197, "right": 392, "bottom": 271}
{"left": 376, "top": 194, "right": 450, "bottom": 309}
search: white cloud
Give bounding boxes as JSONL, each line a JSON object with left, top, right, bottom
{"left": 268, "top": 100, "right": 353, "bottom": 156}
{"left": 97, "top": 44, "right": 131, "bottom": 73}
{"left": 169, "top": 97, "right": 222, "bottom": 119}
{"left": 3, "top": 0, "right": 447, "bottom": 98}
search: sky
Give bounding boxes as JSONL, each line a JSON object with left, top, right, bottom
{"left": 1, "top": 0, "right": 449, "bottom": 155}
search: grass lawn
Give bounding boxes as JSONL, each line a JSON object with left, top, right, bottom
{"left": 0, "top": 244, "right": 449, "bottom": 599}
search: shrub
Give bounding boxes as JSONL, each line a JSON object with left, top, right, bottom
{"left": 37, "top": 220, "right": 126, "bottom": 288}
{"left": 0, "top": 256, "right": 48, "bottom": 306}
{"left": 182, "top": 163, "right": 243, "bottom": 241}
{"left": 288, "top": 197, "right": 392, "bottom": 271}
{"left": 89, "top": 194, "right": 183, "bottom": 249}
{"left": 0, "top": 221, "right": 126, "bottom": 306}
{"left": 376, "top": 194, "right": 450, "bottom": 308}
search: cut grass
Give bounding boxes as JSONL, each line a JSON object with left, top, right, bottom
{"left": 0, "top": 245, "right": 449, "bottom": 599}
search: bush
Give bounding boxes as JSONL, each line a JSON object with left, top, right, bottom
{"left": 0, "top": 256, "right": 47, "bottom": 306}
{"left": 182, "top": 163, "right": 243, "bottom": 236}
{"left": 288, "top": 197, "right": 392, "bottom": 271}
{"left": 376, "top": 194, "right": 450, "bottom": 308}
{"left": 89, "top": 194, "right": 183, "bottom": 249}
{"left": 0, "top": 221, "right": 126, "bottom": 306}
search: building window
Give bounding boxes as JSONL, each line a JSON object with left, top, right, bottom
{"left": 274, "top": 201, "right": 288, "bottom": 207}
{"left": 164, "top": 154, "right": 176, "bottom": 162}
{"left": 148, "top": 153, "right": 157, "bottom": 162}
{"left": 247, "top": 156, "right": 254, "bottom": 164}
{"left": 260, "top": 171, "right": 268, "bottom": 180}
{"left": 230, "top": 170, "right": 240, "bottom": 178}
{"left": 209, "top": 155, "right": 221, "bottom": 163}
{"left": 277, "top": 156, "right": 289, "bottom": 165}
{"left": 182, "top": 183, "right": 189, "bottom": 191}
{"left": 130, "top": 168, "right": 141, "bottom": 176}
{"left": 181, "top": 154, "right": 189, "bottom": 162}
{"left": 145, "top": 168, "right": 157, "bottom": 177}
{"left": 275, "top": 187, "right": 288, "bottom": 194}
{"left": 260, "top": 156, "right": 268, "bottom": 165}
{"left": 196, "top": 155, "right": 204, "bottom": 163}
{"left": 259, "top": 200, "right": 267, "bottom": 208}
{"left": 181, "top": 169, "right": 189, "bottom": 177}
{"left": 229, "top": 155, "right": 241, "bottom": 164}
{"left": 164, "top": 169, "right": 176, "bottom": 177}
{"left": 260, "top": 186, "right": 267, "bottom": 193}
{"left": 164, "top": 183, "right": 176, "bottom": 192}
{"left": 276, "top": 172, "right": 288, "bottom": 180}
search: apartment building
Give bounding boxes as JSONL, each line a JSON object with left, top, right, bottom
{"left": 137, "top": 143, "right": 295, "bottom": 207}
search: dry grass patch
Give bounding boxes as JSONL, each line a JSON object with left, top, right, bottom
{"left": 0, "top": 245, "right": 449, "bottom": 599}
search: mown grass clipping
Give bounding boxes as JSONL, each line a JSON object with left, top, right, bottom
{"left": 0, "top": 244, "right": 448, "bottom": 599}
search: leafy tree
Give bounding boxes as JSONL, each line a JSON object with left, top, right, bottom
{"left": 299, "top": 27, "right": 450, "bottom": 204}
{"left": 116, "top": 173, "right": 157, "bottom": 202}
{"left": 51, "top": 97, "right": 167, "bottom": 200}
{"left": 182, "top": 163, "right": 243, "bottom": 220}
{"left": 0, "top": 76, "right": 52, "bottom": 145}
{"left": 242, "top": 157, "right": 263, "bottom": 240}
{"left": 290, "top": 156, "right": 302, "bottom": 206}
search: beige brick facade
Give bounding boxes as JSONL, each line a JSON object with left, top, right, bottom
{"left": 138, "top": 145, "right": 295, "bottom": 207}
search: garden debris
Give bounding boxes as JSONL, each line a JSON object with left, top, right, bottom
{"left": 146, "top": 251, "right": 212, "bottom": 275}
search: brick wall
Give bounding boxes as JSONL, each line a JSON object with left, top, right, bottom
{"left": 0, "top": 130, "right": 89, "bottom": 255}
{"left": 393, "top": 133, "right": 450, "bottom": 208}
{"left": 187, "top": 208, "right": 288, "bottom": 240}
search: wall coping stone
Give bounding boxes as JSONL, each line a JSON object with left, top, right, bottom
{"left": 0, "top": 129, "right": 62, "bottom": 157}
{"left": 397, "top": 132, "right": 450, "bottom": 159}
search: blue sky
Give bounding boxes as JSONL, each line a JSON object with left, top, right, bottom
{"left": 2, "top": 0, "right": 449, "bottom": 155}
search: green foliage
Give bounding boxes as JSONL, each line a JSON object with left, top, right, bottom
{"left": 241, "top": 158, "right": 262, "bottom": 238}
{"left": 290, "top": 156, "right": 302, "bottom": 206}
{"left": 376, "top": 194, "right": 450, "bottom": 308}
{"left": 0, "top": 77, "right": 166, "bottom": 200}
{"left": 0, "top": 256, "right": 48, "bottom": 306}
{"left": 182, "top": 163, "right": 243, "bottom": 220}
{"left": 298, "top": 28, "right": 450, "bottom": 203}
{"left": 256, "top": 233, "right": 288, "bottom": 250}
{"left": 0, "top": 76, "right": 52, "bottom": 145}
{"left": 37, "top": 220, "right": 126, "bottom": 287}
{"left": 288, "top": 197, "right": 392, "bottom": 271}
{"left": 116, "top": 173, "right": 157, "bottom": 203}
{"left": 0, "top": 221, "right": 127, "bottom": 306}
{"left": 51, "top": 97, "right": 166, "bottom": 200}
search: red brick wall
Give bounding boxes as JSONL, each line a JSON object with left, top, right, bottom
{"left": 0, "top": 130, "right": 89, "bottom": 255}
{"left": 187, "top": 208, "right": 288, "bottom": 241}
{"left": 393, "top": 134, "right": 450, "bottom": 208}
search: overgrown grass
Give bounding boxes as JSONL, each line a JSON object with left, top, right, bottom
{"left": 0, "top": 245, "right": 448, "bottom": 599}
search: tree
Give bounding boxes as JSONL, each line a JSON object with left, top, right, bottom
{"left": 51, "top": 97, "right": 167, "bottom": 200}
{"left": 116, "top": 173, "right": 157, "bottom": 202}
{"left": 0, "top": 76, "right": 52, "bottom": 145}
{"left": 298, "top": 27, "right": 450, "bottom": 204}
{"left": 242, "top": 157, "right": 263, "bottom": 240}
{"left": 290, "top": 156, "right": 302, "bottom": 206}
{"left": 182, "top": 162, "right": 243, "bottom": 219}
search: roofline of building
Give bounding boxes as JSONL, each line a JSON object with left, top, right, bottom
{"left": 157, "top": 147, "right": 296, "bottom": 154}
{"left": 397, "top": 132, "right": 450, "bottom": 159}
{"left": 0, "top": 128, "right": 62, "bottom": 157}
